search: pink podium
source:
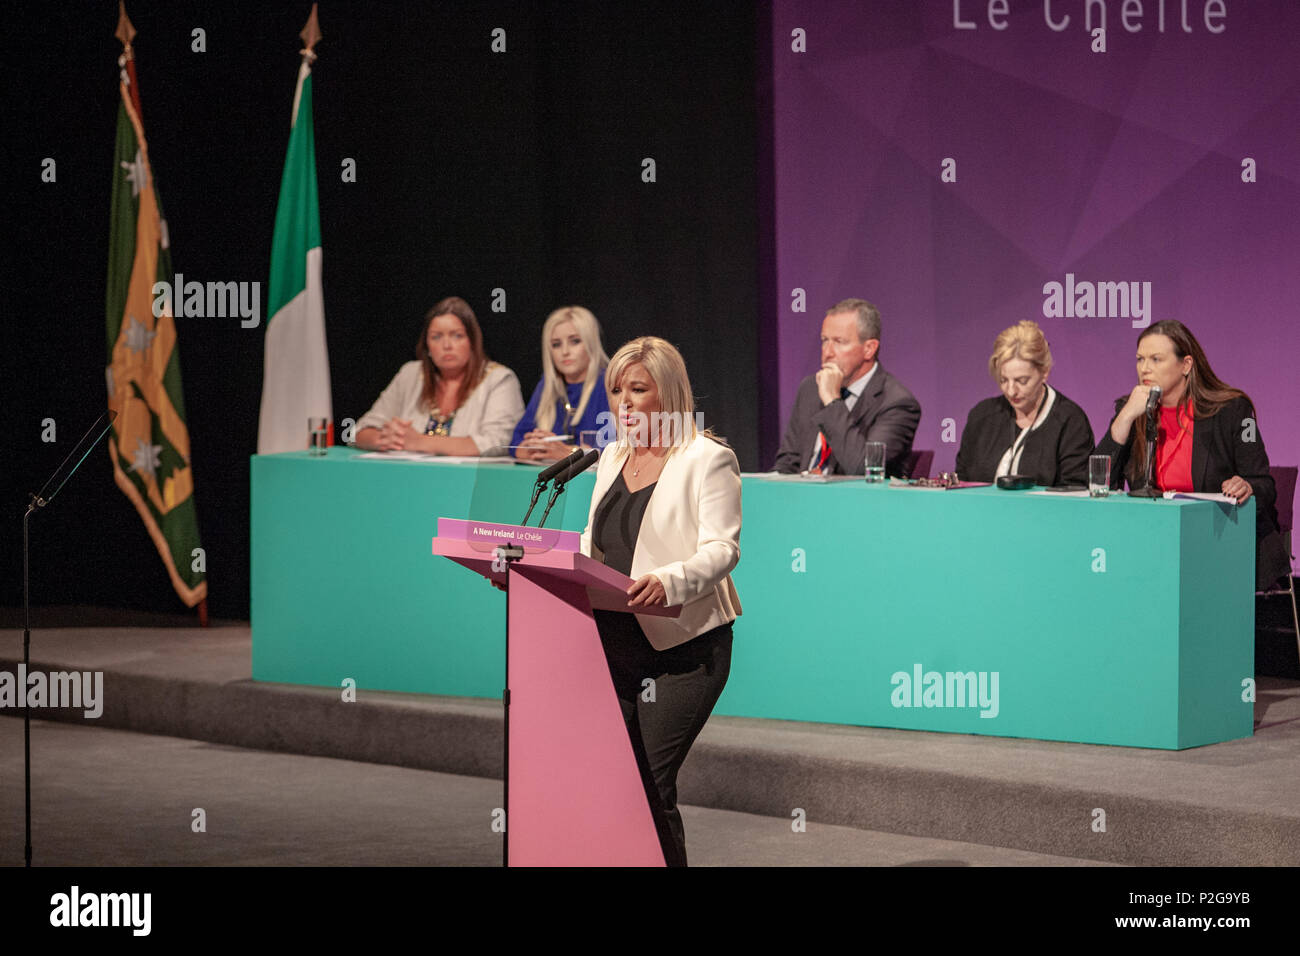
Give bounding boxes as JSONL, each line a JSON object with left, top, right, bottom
{"left": 432, "top": 518, "right": 681, "bottom": 867}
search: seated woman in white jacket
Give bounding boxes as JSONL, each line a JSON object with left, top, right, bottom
{"left": 354, "top": 296, "right": 524, "bottom": 455}
{"left": 579, "top": 335, "right": 742, "bottom": 867}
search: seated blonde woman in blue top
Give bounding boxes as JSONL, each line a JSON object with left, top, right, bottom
{"left": 513, "top": 305, "right": 612, "bottom": 462}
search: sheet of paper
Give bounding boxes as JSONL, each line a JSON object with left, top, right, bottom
{"left": 1027, "top": 490, "right": 1092, "bottom": 497}
{"left": 353, "top": 452, "right": 515, "bottom": 464}
{"left": 1163, "top": 491, "right": 1237, "bottom": 505}
{"left": 759, "top": 473, "right": 860, "bottom": 483}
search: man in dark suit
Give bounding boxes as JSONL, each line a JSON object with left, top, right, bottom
{"left": 773, "top": 298, "right": 922, "bottom": 476}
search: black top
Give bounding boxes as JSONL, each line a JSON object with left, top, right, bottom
{"left": 593, "top": 472, "right": 657, "bottom": 576}
{"left": 955, "top": 387, "right": 1095, "bottom": 486}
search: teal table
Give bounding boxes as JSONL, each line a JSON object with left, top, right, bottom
{"left": 251, "top": 449, "right": 1256, "bottom": 749}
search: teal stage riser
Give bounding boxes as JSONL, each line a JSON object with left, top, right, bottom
{"left": 251, "top": 449, "right": 1255, "bottom": 750}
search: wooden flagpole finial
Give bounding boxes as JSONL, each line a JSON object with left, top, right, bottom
{"left": 299, "top": 3, "right": 322, "bottom": 59}
{"left": 115, "top": 1, "right": 137, "bottom": 54}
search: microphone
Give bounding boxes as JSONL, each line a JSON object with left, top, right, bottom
{"left": 538, "top": 449, "right": 600, "bottom": 528}
{"left": 1144, "top": 384, "right": 1162, "bottom": 417}
{"left": 538, "top": 448, "right": 585, "bottom": 485}
{"left": 1130, "top": 384, "right": 1164, "bottom": 498}
{"left": 521, "top": 448, "right": 585, "bottom": 525}
{"left": 558, "top": 449, "right": 600, "bottom": 485}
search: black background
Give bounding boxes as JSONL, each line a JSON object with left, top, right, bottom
{"left": 2, "top": 0, "right": 762, "bottom": 621}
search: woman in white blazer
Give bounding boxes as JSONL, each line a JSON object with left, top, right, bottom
{"left": 579, "top": 336, "right": 742, "bottom": 867}
{"left": 354, "top": 296, "right": 525, "bottom": 455}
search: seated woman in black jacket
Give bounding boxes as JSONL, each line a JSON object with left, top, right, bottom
{"left": 1094, "top": 319, "right": 1288, "bottom": 590}
{"left": 955, "top": 321, "right": 1094, "bottom": 486}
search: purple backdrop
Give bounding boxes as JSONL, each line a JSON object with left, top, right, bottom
{"left": 769, "top": 0, "right": 1298, "bottom": 565}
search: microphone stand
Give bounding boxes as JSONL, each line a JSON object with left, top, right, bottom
{"left": 23, "top": 500, "right": 33, "bottom": 867}
{"left": 521, "top": 448, "right": 583, "bottom": 525}
{"left": 537, "top": 478, "right": 569, "bottom": 529}
{"left": 520, "top": 481, "right": 546, "bottom": 526}
{"left": 20, "top": 410, "right": 118, "bottom": 866}
{"left": 1129, "top": 404, "right": 1163, "bottom": 498}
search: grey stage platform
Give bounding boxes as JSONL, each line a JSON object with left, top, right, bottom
{"left": 2, "top": 623, "right": 1297, "bottom": 866}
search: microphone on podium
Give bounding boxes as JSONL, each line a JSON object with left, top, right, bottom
{"left": 521, "top": 448, "right": 585, "bottom": 525}
{"left": 538, "top": 449, "right": 600, "bottom": 528}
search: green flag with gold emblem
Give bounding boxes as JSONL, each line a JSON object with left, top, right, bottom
{"left": 105, "top": 6, "right": 206, "bottom": 608}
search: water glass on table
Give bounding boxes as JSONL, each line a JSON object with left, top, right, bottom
{"left": 308, "top": 417, "right": 329, "bottom": 456}
{"left": 579, "top": 429, "right": 599, "bottom": 451}
{"left": 1089, "top": 454, "right": 1111, "bottom": 497}
{"left": 864, "top": 442, "right": 886, "bottom": 483}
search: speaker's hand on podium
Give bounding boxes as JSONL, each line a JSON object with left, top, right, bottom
{"left": 626, "top": 574, "right": 666, "bottom": 608}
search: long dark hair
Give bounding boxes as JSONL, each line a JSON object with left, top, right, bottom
{"left": 1128, "top": 320, "right": 1251, "bottom": 481}
{"left": 415, "top": 296, "right": 488, "bottom": 413}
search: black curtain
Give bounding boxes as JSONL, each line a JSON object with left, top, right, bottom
{"left": 1, "top": 0, "right": 759, "bottom": 620}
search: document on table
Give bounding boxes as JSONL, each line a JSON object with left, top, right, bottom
{"left": 1024, "top": 489, "right": 1237, "bottom": 506}
{"left": 1163, "top": 491, "right": 1237, "bottom": 505}
{"left": 354, "top": 452, "right": 516, "bottom": 464}
{"left": 756, "top": 472, "right": 860, "bottom": 483}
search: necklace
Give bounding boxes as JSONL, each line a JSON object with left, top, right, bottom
{"left": 631, "top": 452, "right": 661, "bottom": 478}
{"left": 425, "top": 406, "right": 455, "bottom": 437}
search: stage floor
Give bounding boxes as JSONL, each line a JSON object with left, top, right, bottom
{"left": 0, "top": 719, "right": 1112, "bottom": 867}
{"left": 2, "top": 622, "right": 1298, "bottom": 866}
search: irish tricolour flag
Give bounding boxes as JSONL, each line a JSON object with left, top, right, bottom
{"left": 258, "top": 11, "right": 331, "bottom": 454}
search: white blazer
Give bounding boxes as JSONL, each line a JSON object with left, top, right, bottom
{"left": 355, "top": 360, "right": 526, "bottom": 454}
{"left": 580, "top": 432, "right": 742, "bottom": 650}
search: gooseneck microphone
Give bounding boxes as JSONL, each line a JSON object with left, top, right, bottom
{"left": 521, "top": 448, "right": 584, "bottom": 525}
{"left": 538, "top": 449, "right": 600, "bottom": 528}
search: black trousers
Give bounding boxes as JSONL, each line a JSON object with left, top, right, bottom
{"left": 594, "top": 611, "right": 733, "bottom": 867}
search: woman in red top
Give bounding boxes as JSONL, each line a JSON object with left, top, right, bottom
{"left": 1095, "top": 320, "right": 1288, "bottom": 589}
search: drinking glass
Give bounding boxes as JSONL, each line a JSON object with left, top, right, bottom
{"left": 864, "top": 442, "right": 886, "bottom": 483}
{"left": 1089, "top": 454, "right": 1111, "bottom": 497}
{"left": 308, "top": 417, "right": 329, "bottom": 456}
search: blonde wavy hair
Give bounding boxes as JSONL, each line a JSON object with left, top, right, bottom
{"left": 988, "top": 320, "right": 1053, "bottom": 381}
{"left": 535, "top": 306, "right": 609, "bottom": 433}
{"left": 604, "top": 336, "right": 721, "bottom": 460}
